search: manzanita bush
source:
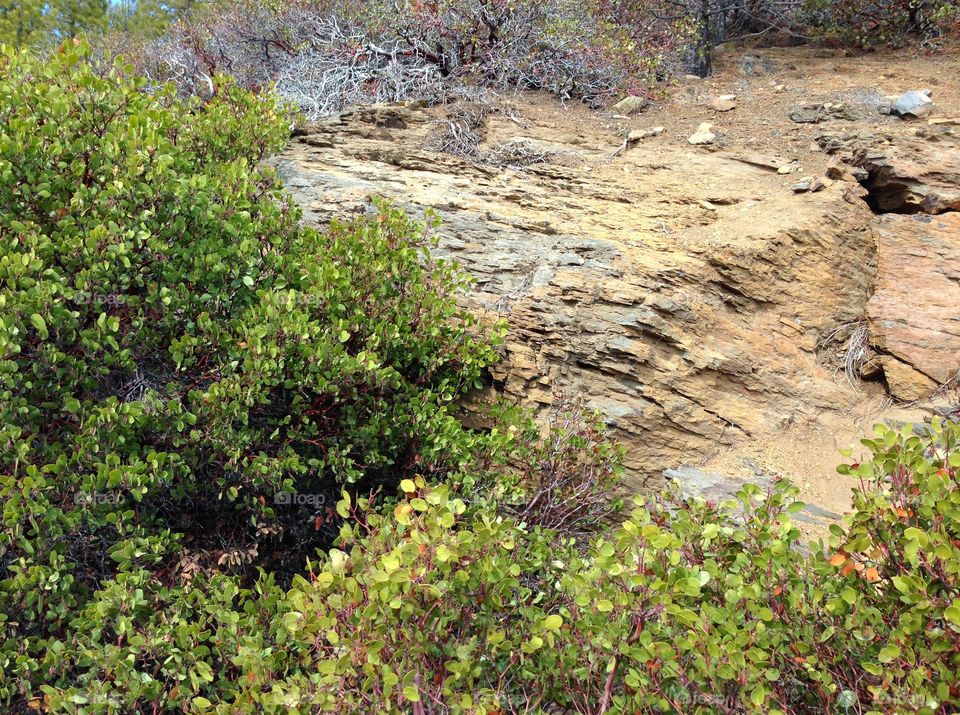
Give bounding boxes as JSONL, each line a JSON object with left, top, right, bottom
{"left": 1, "top": 43, "right": 959, "bottom": 715}
{"left": 0, "top": 41, "right": 504, "bottom": 707}
{"left": 803, "top": 0, "right": 960, "bottom": 47}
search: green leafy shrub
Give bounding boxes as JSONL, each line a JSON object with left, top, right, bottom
{"left": 0, "top": 41, "right": 502, "bottom": 708}
{"left": 245, "top": 420, "right": 960, "bottom": 714}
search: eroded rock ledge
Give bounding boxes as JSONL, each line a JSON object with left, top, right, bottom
{"left": 279, "top": 100, "right": 883, "bottom": 487}
{"left": 818, "top": 128, "right": 960, "bottom": 401}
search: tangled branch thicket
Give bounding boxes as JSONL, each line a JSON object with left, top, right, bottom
{"left": 90, "top": 0, "right": 960, "bottom": 122}
{"left": 94, "top": 0, "right": 688, "bottom": 118}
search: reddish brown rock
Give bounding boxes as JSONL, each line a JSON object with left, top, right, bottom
{"left": 867, "top": 213, "right": 960, "bottom": 401}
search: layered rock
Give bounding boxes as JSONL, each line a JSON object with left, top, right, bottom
{"left": 867, "top": 213, "right": 960, "bottom": 401}
{"left": 818, "top": 128, "right": 960, "bottom": 214}
{"left": 279, "top": 101, "right": 878, "bottom": 487}
{"left": 817, "top": 122, "right": 960, "bottom": 400}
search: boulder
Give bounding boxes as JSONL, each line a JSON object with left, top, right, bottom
{"left": 867, "top": 213, "right": 960, "bottom": 401}
{"left": 611, "top": 95, "right": 648, "bottom": 114}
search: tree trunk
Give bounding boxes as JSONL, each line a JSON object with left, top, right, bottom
{"left": 687, "top": 0, "right": 713, "bottom": 78}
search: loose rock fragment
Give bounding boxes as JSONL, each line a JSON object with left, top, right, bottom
{"left": 710, "top": 95, "right": 737, "bottom": 112}
{"left": 627, "top": 126, "right": 664, "bottom": 142}
{"left": 890, "top": 89, "right": 933, "bottom": 119}
{"left": 688, "top": 122, "right": 716, "bottom": 145}
{"left": 611, "top": 95, "right": 648, "bottom": 114}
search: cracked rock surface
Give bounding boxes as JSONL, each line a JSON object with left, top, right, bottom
{"left": 279, "top": 46, "right": 960, "bottom": 497}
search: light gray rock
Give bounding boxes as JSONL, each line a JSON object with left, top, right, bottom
{"left": 611, "top": 95, "right": 648, "bottom": 114}
{"left": 891, "top": 89, "right": 933, "bottom": 119}
{"left": 627, "top": 126, "right": 664, "bottom": 142}
{"left": 688, "top": 122, "right": 716, "bottom": 145}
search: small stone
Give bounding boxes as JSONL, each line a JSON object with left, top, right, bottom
{"left": 739, "top": 55, "right": 774, "bottom": 77}
{"left": 627, "top": 126, "right": 664, "bottom": 142}
{"left": 789, "top": 104, "right": 824, "bottom": 123}
{"left": 688, "top": 122, "right": 716, "bottom": 145}
{"left": 774, "top": 84, "right": 786, "bottom": 92}
{"left": 710, "top": 96, "right": 737, "bottom": 112}
{"left": 929, "top": 117, "right": 960, "bottom": 126}
{"left": 698, "top": 200, "right": 718, "bottom": 211}
{"left": 891, "top": 89, "right": 934, "bottom": 119}
{"left": 825, "top": 165, "right": 846, "bottom": 180}
{"left": 611, "top": 95, "right": 649, "bottom": 114}
{"left": 777, "top": 163, "right": 798, "bottom": 175}
{"left": 810, "top": 176, "right": 833, "bottom": 192}
{"left": 791, "top": 177, "right": 813, "bottom": 192}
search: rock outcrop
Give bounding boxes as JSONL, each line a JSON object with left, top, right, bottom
{"left": 818, "top": 125, "right": 960, "bottom": 400}
{"left": 279, "top": 101, "right": 877, "bottom": 487}
{"left": 278, "top": 45, "right": 960, "bottom": 498}
{"left": 818, "top": 129, "right": 960, "bottom": 214}
{"left": 867, "top": 213, "right": 960, "bottom": 401}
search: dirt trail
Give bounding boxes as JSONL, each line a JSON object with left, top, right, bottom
{"left": 280, "top": 45, "right": 960, "bottom": 537}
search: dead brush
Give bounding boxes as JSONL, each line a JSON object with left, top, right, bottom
{"left": 427, "top": 98, "right": 557, "bottom": 169}
{"left": 505, "top": 399, "right": 624, "bottom": 537}
{"left": 817, "top": 319, "right": 872, "bottom": 388}
{"left": 485, "top": 139, "right": 554, "bottom": 169}
{"left": 426, "top": 101, "right": 491, "bottom": 159}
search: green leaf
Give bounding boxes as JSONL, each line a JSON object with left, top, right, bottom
{"left": 29, "top": 313, "right": 47, "bottom": 339}
{"left": 878, "top": 645, "right": 900, "bottom": 664}
{"left": 543, "top": 614, "right": 563, "bottom": 632}
{"left": 945, "top": 602, "right": 960, "bottom": 627}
